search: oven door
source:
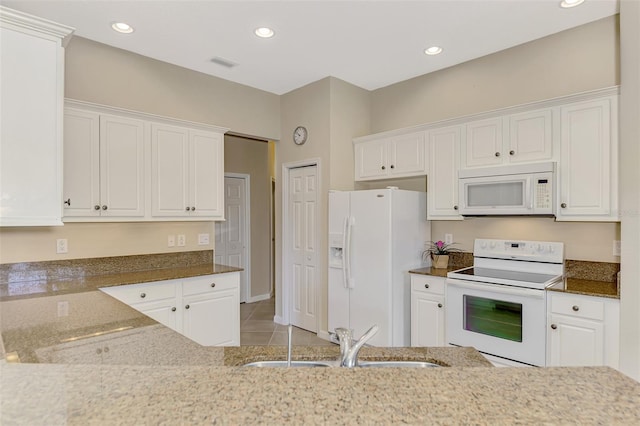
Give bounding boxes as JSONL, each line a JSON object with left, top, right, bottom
{"left": 446, "top": 278, "right": 547, "bottom": 366}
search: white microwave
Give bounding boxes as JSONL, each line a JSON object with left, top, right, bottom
{"left": 458, "top": 162, "right": 555, "bottom": 216}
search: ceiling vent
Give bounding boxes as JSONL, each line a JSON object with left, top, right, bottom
{"left": 210, "top": 56, "right": 238, "bottom": 68}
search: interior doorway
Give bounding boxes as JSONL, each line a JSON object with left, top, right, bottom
{"left": 215, "top": 174, "right": 250, "bottom": 303}
{"left": 282, "top": 160, "right": 320, "bottom": 333}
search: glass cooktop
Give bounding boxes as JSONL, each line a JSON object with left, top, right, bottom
{"left": 448, "top": 266, "right": 562, "bottom": 289}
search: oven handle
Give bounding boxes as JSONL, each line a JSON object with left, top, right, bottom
{"left": 446, "top": 278, "right": 546, "bottom": 299}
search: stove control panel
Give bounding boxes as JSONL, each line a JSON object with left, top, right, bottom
{"left": 474, "top": 239, "right": 564, "bottom": 263}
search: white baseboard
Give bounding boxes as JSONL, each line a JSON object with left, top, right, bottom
{"left": 246, "top": 293, "right": 271, "bottom": 303}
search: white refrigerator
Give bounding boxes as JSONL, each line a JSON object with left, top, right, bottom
{"left": 328, "top": 188, "right": 430, "bottom": 347}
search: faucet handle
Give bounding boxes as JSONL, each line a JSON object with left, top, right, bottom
{"left": 334, "top": 328, "right": 353, "bottom": 360}
{"left": 356, "top": 324, "right": 379, "bottom": 344}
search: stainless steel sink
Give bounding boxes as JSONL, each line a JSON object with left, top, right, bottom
{"left": 357, "top": 361, "right": 440, "bottom": 368}
{"left": 242, "top": 360, "right": 335, "bottom": 368}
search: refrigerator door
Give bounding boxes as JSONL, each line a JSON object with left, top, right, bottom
{"left": 327, "top": 191, "right": 350, "bottom": 334}
{"left": 348, "top": 189, "right": 393, "bottom": 346}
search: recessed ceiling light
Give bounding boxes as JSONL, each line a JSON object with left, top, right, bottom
{"left": 111, "top": 22, "right": 134, "bottom": 34}
{"left": 254, "top": 27, "right": 275, "bottom": 38}
{"left": 560, "top": 0, "right": 585, "bottom": 8}
{"left": 424, "top": 46, "right": 443, "bottom": 56}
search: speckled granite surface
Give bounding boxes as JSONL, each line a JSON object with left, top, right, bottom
{"left": 0, "top": 251, "right": 242, "bottom": 301}
{"left": 2, "top": 363, "right": 639, "bottom": 425}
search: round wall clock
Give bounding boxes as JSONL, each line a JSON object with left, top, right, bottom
{"left": 293, "top": 126, "right": 308, "bottom": 145}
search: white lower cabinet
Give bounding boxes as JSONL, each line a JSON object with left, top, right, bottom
{"left": 546, "top": 292, "right": 619, "bottom": 368}
{"left": 410, "top": 274, "right": 446, "bottom": 347}
{"left": 100, "top": 272, "right": 240, "bottom": 346}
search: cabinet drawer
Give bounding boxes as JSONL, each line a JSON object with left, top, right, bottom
{"left": 182, "top": 273, "right": 239, "bottom": 296}
{"left": 549, "top": 294, "right": 604, "bottom": 321}
{"left": 101, "top": 280, "right": 177, "bottom": 305}
{"left": 410, "top": 274, "right": 445, "bottom": 296}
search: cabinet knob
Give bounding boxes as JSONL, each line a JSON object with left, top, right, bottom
{"left": 63, "top": 198, "right": 71, "bottom": 206}
{"left": 551, "top": 324, "right": 558, "bottom": 330}
{"left": 453, "top": 205, "right": 458, "bottom": 210}
{"left": 424, "top": 284, "right": 429, "bottom": 289}
{"left": 381, "top": 166, "right": 386, "bottom": 170}
{"left": 186, "top": 207, "right": 191, "bottom": 211}
{"left": 140, "top": 293, "right": 146, "bottom": 298}
{"left": 171, "top": 307, "right": 177, "bottom": 312}
{"left": 509, "top": 150, "right": 515, "bottom": 156}
{"left": 103, "top": 346, "right": 110, "bottom": 353}
{"left": 96, "top": 348, "right": 102, "bottom": 354}
{"left": 495, "top": 152, "right": 500, "bottom": 157}
{"left": 211, "top": 283, "right": 216, "bottom": 288}
{"left": 102, "top": 205, "right": 108, "bottom": 211}
{"left": 437, "top": 303, "right": 443, "bottom": 308}
{"left": 94, "top": 205, "right": 101, "bottom": 211}
{"left": 191, "top": 206, "right": 196, "bottom": 211}
{"left": 185, "top": 304, "right": 190, "bottom": 309}
{"left": 561, "top": 203, "right": 567, "bottom": 208}
{"left": 572, "top": 305, "right": 580, "bottom": 312}
{"left": 390, "top": 165, "right": 395, "bottom": 169}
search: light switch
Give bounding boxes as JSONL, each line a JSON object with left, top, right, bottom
{"left": 198, "top": 233, "right": 210, "bottom": 245}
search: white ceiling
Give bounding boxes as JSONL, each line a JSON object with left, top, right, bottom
{"left": 4, "top": 0, "right": 619, "bottom": 95}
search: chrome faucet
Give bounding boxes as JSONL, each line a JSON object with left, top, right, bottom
{"left": 335, "top": 324, "right": 379, "bottom": 368}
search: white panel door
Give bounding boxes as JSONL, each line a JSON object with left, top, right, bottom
{"left": 99, "top": 115, "right": 145, "bottom": 217}
{"left": 464, "top": 117, "right": 503, "bottom": 168}
{"left": 507, "top": 108, "right": 553, "bottom": 164}
{"left": 388, "top": 132, "right": 425, "bottom": 176}
{"left": 63, "top": 109, "right": 101, "bottom": 217}
{"left": 411, "top": 293, "right": 445, "bottom": 347}
{"left": 548, "top": 314, "right": 604, "bottom": 367}
{"left": 190, "top": 130, "right": 223, "bottom": 217}
{"left": 289, "top": 166, "right": 318, "bottom": 332}
{"left": 215, "top": 177, "right": 248, "bottom": 302}
{"left": 151, "top": 124, "right": 189, "bottom": 217}
{"left": 183, "top": 289, "right": 239, "bottom": 346}
{"left": 354, "top": 139, "right": 387, "bottom": 180}
{"left": 428, "top": 126, "right": 463, "bottom": 219}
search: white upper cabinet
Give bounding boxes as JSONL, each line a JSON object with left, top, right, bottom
{"left": 354, "top": 131, "right": 427, "bottom": 181}
{"left": 151, "top": 125, "right": 224, "bottom": 219}
{"left": 557, "top": 96, "right": 618, "bottom": 221}
{"left": 462, "top": 109, "right": 554, "bottom": 168}
{"left": 63, "top": 109, "right": 145, "bottom": 219}
{"left": 64, "top": 100, "right": 228, "bottom": 222}
{"left": 0, "top": 7, "right": 73, "bottom": 226}
{"left": 427, "top": 126, "right": 463, "bottom": 220}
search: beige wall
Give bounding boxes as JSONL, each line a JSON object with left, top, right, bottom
{"left": 365, "top": 16, "right": 621, "bottom": 263}
{"left": 619, "top": 0, "right": 640, "bottom": 380}
{"left": 224, "top": 135, "right": 271, "bottom": 299}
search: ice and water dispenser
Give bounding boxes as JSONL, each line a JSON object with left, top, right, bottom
{"left": 329, "top": 233, "right": 343, "bottom": 268}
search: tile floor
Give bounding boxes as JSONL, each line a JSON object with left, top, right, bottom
{"left": 240, "top": 297, "right": 335, "bottom": 347}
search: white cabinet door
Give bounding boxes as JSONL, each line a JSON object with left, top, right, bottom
{"left": 548, "top": 314, "right": 604, "bottom": 367}
{"left": 463, "top": 117, "right": 503, "bottom": 168}
{"left": 427, "top": 126, "right": 463, "bottom": 220}
{"left": 151, "top": 124, "right": 190, "bottom": 217}
{"left": 63, "top": 109, "right": 100, "bottom": 217}
{"left": 99, "top": 115, "right": 145, "bottom": 217}
{"left": 354, "top": 139, "right": 387, "bottom": 180}
{"left": 182, "top": 288, "right": 239, "bottom": 346}
{"left": 507, "top": 109, "right": 553, "bottom": 164}
{"left": 0, "top": 10, "right": 71, "bottom": 226}
{"left": 190, "top": 130, "right": 224, "bottom": 217}
{"left": 388, "top": 132, "right": 426, "bottom": 176}
{"left": 411, "top": 292, "right": 445, "bottom": 347}
{"left": 135, "top": 299, "right": 180, "bottom": 332}
{"left": 557, "top": 98, "right": 617, "bottom": 221}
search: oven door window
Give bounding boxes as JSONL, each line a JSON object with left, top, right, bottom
{"left": 463, "top": 295, "right": 523, "bottom": 342}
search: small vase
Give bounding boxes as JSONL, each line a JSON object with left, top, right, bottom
{"left": 432, "top": 254, "right": 449, "bottom": 269}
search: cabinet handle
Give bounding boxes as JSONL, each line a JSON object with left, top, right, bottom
{"left": 94, "top": 205, "right": 101, "bottom": 211}
{"left": 495, "top": 152, "right": 500, "bottom": 157}
{"left": 551, "top": 324, "right": 557, "bottom": 330}
{"left": 437, "top": 303, "right": 443, "bottom": 308}
{"left": 381, "top": 166, "right": 386, "bottom": 170}
{"left": 171, "top": 307, "right": 177, "bottom": 312}
{"left": 185, "top": 304, "right": 190, "bottom": 309}
{"left": 191, "top": 206, "right": 196, "bottom": 211}
{"left": 63, "top": 198, "right": 71, "bottom": 206}
{"left": 102, "top": 205, "right": 108, "bottom": 211}
{"left": 186, "top": 207, "right": 191, "bottom": 211}
{"left": 453, "top": 205, "right": 458, "bottom": 210}
{"left": 572, "top": 305, "right": 580, "bottom": 312}
{"left": 424, "top": 284, "right": 429, "bottom": 289}
{"left": 103, "top": 346, "right": 109, "bottom": 353}
{"left": 509, "top": 150, "right": 515, "bottom": 156}
{"left": 561, "top": 203, "right": 567, "bottom": 208}
{"left": 140, "top": 293, "right": 146, "bottom": 298}
{"left": 211, "top": 283, "right": 216, "bottom": 288}
{"left": 390, "top": 165, "right": 395, "bottom": 169}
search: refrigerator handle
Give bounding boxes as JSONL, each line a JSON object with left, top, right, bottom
{"left": 341, "top": 217, "right": 349, "bottom": 288}
{"left": 346, "top": 216, "right": 355, "bottom": 289}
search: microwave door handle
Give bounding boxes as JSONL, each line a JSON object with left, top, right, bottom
{"left": 525, "top": 177, "right": 533, "bottom": 210}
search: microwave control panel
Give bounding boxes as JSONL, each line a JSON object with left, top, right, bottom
{"left": 535, "top": 178, "right": 552, "bottom": 209}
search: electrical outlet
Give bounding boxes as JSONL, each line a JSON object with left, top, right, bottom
{"left": 198, "top": 233, "right": 210, "bottom": 245}
{"left": 613, "top": 240, "right": 621, "bottom": 256}
{"left": 177, "top": 234, "right": 186, "bottom": 247}
{"left": 56, "top": 239, "right": 68, "bottom": 254}
{"left": 57, "top": 301, "right": 69, "bottom": 317}
{"left": 168, "top": 235, "right": 175, "bottom": 247}
{"left": 444, "top": 234, "right": 453, "bottom": 245}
